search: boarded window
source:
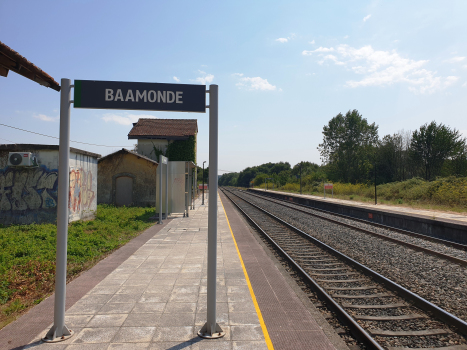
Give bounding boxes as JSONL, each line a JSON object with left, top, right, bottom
{"left": 116, "top": 176, "right": 133, "bottom": 206}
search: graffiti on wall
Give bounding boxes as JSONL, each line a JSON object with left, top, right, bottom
{"left": 0, "top": 167, "right": 58, "bottom": 212}
{"left": 69, "top": 168, "right": 95, "bottom": 220}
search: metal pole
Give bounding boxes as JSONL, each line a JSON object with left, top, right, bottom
{"left": 300, "top": 162, "right": 302, "bottom": 195}
{"left": 202, "top": 161, "right": 205, "bottom": 205}
{"left": 159, "top": 155, "right": 163, "bottom": 224}
{"left": 185, "top": 162, "right": 189, "bottom": 217}
{"left": 375, "top": 157, "right": 377, "bottom": 205}
{"left": 192, "top": 169, "right": 195, "bottom": 210}
{"left": 199, "top": 84, "right": 224, "bottom": 338}
{"left": 165, "top": 159, "right": 169, "bottom": 219}
{"left": 44, "top": 78, "right": 73, "bottom": 342}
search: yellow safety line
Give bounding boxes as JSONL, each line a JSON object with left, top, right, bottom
{"left": 219, "top": 195, "right": 275, "bottom": 350}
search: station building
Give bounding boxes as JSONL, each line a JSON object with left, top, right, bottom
{"left": 0, "top": 144, "right": 100, "bottom": 225}
{"left": 128, "top": 118, "right": 197, "bottom": 163}
{"left": 97, "top": 148, "right": 158, "bottom": 207}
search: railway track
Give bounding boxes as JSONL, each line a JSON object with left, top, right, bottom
{"left": 242, "top": 189, "right": 467, "bottom": 266}
{"left": 221, "top": 187, "right": 467, "bottom": 350}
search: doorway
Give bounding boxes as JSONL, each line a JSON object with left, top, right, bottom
{"left": 115, "top": 176, "right": 133, "bottom": 206}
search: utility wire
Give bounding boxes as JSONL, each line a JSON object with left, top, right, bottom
{"left": 0, "top": 123, "right": 131, "bottom": 148}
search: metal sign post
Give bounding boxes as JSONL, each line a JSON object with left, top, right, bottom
{"left": 43, "top": 78, "right": 73, "bottom": 342}
{"left": 165, "top": 158, "right": 169, "bottom": 219}
{"left": 44, "top": 79, "right": 221, "bottom": 342}
{"left": 158, "top": 155, "right": 168, "bottom": 224}
{"left": 198, "top": 84, "right": 224, "bottom": 339}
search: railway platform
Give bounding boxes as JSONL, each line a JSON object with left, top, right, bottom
{"left": 253, "top": 188, "right": 467, "bottom": 225}
{"left": 1, "top": 193, "right": 346, "bottom": 350}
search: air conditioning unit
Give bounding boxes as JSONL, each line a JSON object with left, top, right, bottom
{"left": 8, "top": 152, "right": 38, "bottom": 167}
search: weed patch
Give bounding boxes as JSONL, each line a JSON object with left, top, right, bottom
{"left": 0, "top": 205, "right": 155, "bottom": 329}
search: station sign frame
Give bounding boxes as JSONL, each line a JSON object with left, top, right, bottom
{"left": 44, "top": 79, "right": 223, "bottom": 342}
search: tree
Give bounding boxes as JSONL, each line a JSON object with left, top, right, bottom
{"left": 410, "top": 121, "right": 466, "bottom": 180}
{"left": 318, "top": 110, "right": 379, "bottom": 183}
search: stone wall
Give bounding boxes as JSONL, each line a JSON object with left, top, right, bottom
{"left": 97, "top": 151, "right": 158, "bottom": 207}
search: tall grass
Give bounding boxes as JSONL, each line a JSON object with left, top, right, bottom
{"left": 0, "top": 204, "right": 155, "bottom": 328}
{"left": 257, "top": 176, "right": 467, "bottom": 210}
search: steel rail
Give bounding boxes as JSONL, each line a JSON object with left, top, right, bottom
{"left": 220, "top": 189, "right": 385, "bottom": 350}
{"left": 247, "top": 188, "right": 467, "bottom": 251}
{"left": 223, "top": 187, "right": 467, "bottom": 338}
{"left": 240, "top": 189, "right": 467, "bottom": 266}
{"left": 247, "top": 189, "right": 467, "bottom": 251}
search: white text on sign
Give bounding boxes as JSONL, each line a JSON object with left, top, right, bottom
{"left": 105, "top": 89, "right": 183, "bottom": 104}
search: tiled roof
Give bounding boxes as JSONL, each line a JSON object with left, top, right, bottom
{"left": 0, "top": 41, "right": 60, "bottom": 91}
{"left": 98, "top": 148, "right": 159, "bottom": 165}
{"left": 128, "top": 119, "right": 198, "bottom": 139}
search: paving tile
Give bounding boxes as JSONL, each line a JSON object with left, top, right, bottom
{"left": 139, "top": 293, "right": 171, "bottom": 303}
{"left": 152, "top": 326, "right": 195, "bottom": 342}
{"left": 112, "top": 327, "right": 156, "bottom": 343}
{"left": 98, "top": 303, "right": 135, "bottom": 314}
{"left": 79, "top": 294, "right": 114, "bottom": 305}
{"left": 228, "top": 313, "right": 261, "bottom": 326}
{"left": 148, "top": 341, "right": 193, "bottom": 350}
{"left": 65, "top": 315, "right": 94, "bottom": 327}
{"left": 71, "top": 327, "right": 119, "bottom": 343}
{"left": 132, "top": 302, "right": 166, "bottom": 313}
{"left": 66, "top": 344, "right": 109, "bottom": 350}
{"left": 67, "top": 303, "right": 103, "bottom": 315}
{"left": 87, "top": 314, "right": 128, "bottom": 327}
{"left": 108, "top": 294, "right": 142, "bottom": 303}
{"left": 107, "top": 343, "right": 150, "bottom": 350}
{"left": 164, "top": 302, "right": 197, "bottom": 314}
{"left": 191, "top": 340, "right": 231, "bottom": 350}
{"left": 116, "top": 285, "right": 148, "bottom": 294}
{"left": 232, "top": 341, "right": 268, "bottom": 350}
{"left": 230, "top": 326, "right": 264, "bottom": 341}
{"left": 122, "top": 313, "right": 161, "bottom": 327}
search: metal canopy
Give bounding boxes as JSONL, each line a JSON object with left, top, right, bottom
{"left": 0, "top": 41, "right": 60, "bottom": 91}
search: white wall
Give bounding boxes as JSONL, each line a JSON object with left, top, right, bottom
{"left": 137, "top": 139, "right": 169, "bottom": 161}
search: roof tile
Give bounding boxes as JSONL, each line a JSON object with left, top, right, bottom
{"left": 128, "top": 119, "right": 198, "bottom": 139}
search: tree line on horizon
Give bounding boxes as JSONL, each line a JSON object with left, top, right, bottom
{"left": 219, "top": 110, "right": 467, "bottom": 187}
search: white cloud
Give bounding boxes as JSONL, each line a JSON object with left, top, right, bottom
{"left": 234, "top": 74, "right": 277, "bottom": 91}
{"left": 462, "top": 82, "right": 467, "bottom": 87}
{"left": 302, "top": 47, "right": 335, "bottom": 55}
{"left": 305, "top": 44, "right": 459, "bottom": 93}
{"left": 344, "top": 35, "right": 349, "bottom": 39}
{"left": 309, "top": 40, "right": 315, "bottom": 44}
{"left": 102, "top": 114, "right": 156, "bottom": 126}
{"left": 444, "top": 56, "right": 466, "bottom": 64}
{"left": 33, "top": 114, "right": 57, "bottom": 122}
{"left": 363, "top": 14, "right": 371, "bottom": 22}
{"left": 275, "top": 34, "right": 296, "bottom": 43}
{"left": 194, "top": 70, "right": 214, "bottom": 85}
{"left": 173, "top": 76, "right": 180, "bottom": 82}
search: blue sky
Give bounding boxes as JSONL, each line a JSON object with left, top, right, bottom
{"left": 1, "top": 0, "right": 466, "bottom": 174}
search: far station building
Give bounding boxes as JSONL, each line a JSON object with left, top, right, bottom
{"left": 128, "top": 118, "right": 198, "bottom": 163}
{"left": 97, "top": 118, "right": 198, "bottom": 215}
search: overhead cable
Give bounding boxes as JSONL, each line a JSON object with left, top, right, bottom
{"left": 0, "top": 123, "right": 131, "bottom": 148}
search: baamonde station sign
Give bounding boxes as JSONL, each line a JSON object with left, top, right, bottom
{"left": 73, "top": 80, "right": 206, "bottom": 112}
{"left": 44, "top": 78, "right": 222, "bottom": 342}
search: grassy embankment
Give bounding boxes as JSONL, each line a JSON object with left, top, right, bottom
{"left": 0, "top": 204, "right": 155, "bottom": 329}
{"left": 257, "top": 177, "right": 467, "bottom": 213}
